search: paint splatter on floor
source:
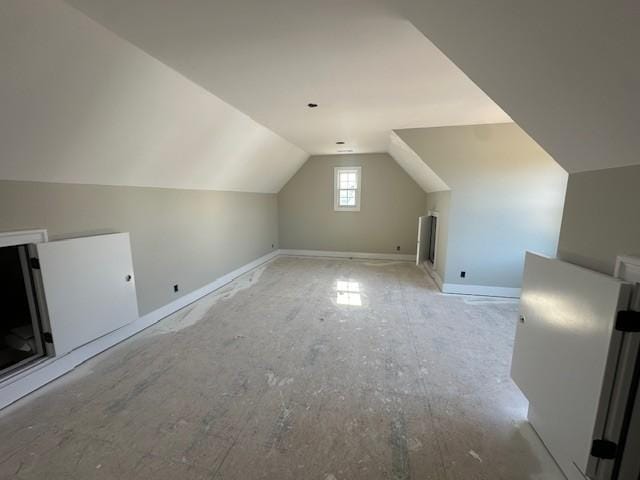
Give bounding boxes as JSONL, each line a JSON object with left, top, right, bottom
{"left": 0, "top": 257, "right": 564, "bottom": 480}
{"left": 469, "top": 450, "right": 483, "bottom": 463}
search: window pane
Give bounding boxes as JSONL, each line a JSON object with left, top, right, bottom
{"left": 346, "top": 190, "right": 355, "bottom": 206}
{"left": 339, "top": 171, "right": 358, "bottom": 189}
{"left": 338, "top": 188, "right": 357, "bottom": 207}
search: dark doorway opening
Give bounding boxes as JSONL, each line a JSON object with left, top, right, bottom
{"left": 427, "top": 215, "right": 437, "bottom": 265}
{"left": 0, "top": 244, "right": 44, "bottom": 377}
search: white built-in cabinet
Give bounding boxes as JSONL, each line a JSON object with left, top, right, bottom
{"left": 36, "top": 233, "right": 139, "bottom": 355}
{"left": 511, "top": 252, "right": 635, "bottom": 480}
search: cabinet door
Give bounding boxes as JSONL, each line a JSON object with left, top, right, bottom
{"left": 511, "top": 252, "right": 631, "bottom": 480}
{"left": 37, "top": 233, "right": 139, "bottom": 355}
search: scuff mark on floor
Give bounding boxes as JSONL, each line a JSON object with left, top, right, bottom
{"left": 390, "top": 411, "right": 411, "bottom": 480}
{"left": 265, "top": 372, "right": 278, "bottom": 387}
{"left": 265, "top": 392, "right": 293, "bottom": 454}
{"left": 151, "top": 265, "right": 267, "bottom": 334}
{"left": 407, "top": 437, "right": 423, "bottom": 452}
{"left": 265, "top": 371, "right": 293, "bottom": 388}
{"left": 468, "top": 450, "right": 483, "bottom": 463}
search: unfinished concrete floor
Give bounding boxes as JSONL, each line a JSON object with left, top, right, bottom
{"left": 0, "top": 257, "right": 564, "bottom": 479}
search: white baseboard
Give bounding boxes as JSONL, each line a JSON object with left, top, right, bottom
{"left": 422, "top": 262, "right": 444, "bottom": 290}
{"left": 0, "top": 249, "right": 279, "bottom": 410}
{"left": 279, "top": 249, "right": 415, "bottom": 261}
{"left": 441, "top": 282, "right": 521, "bottom": 298}
{"left": 139, "top": 249, "right": 279, "bottom": 326}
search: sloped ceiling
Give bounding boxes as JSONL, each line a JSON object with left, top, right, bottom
{"left": 400, "top": 0, "right": 640, "bottom": 173}
{"left": 63, "top": 0, "right": 510, "bottom": 155}
{"left": 0, "top": 0, "right": 307, "bottom": 194}
{"left": 395, "top": 123, "right": 566, "bottom": 190}
{"left": 388, "top": 132, "right": 449, "bottom": 193}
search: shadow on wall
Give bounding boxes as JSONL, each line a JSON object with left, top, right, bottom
{"left": 398, "top": 123, "right": 568, "bottom": 290}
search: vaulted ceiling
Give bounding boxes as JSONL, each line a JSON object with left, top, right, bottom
{"left": 0, "top": 0, "right": 307, "bottom": 193}
{"left": 3, "top": 0, "right": 636, "bottom": 195}
{"left": 63, "top": 0, "right": 510, "bottom": 156}
{"left": 399, "top": 0, "right": 640, "bottom": 173}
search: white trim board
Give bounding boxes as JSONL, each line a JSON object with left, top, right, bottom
{"left": 0, "top": 229, "right": 48, "bottom": 248}
{"left": 441, "top": 282, "right": 521, "bottom": 298}
{"left": 0, "top": 249, "right": 279, "bottom": 410}
{"left": 279, "top": 249, "right": 414, "bottom": 261}
{"left": 422, "top": 260, "right": 444, "bottom": 290}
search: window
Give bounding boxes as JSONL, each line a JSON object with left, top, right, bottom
{"left": 334, "top": 166, "right": 361, "bottom": 211}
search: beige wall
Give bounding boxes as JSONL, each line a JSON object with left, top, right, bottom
{"left": 425, "top": 190, "right": 451, "bottom": 281}
{"left": 0, "top": 181, "right": 278, "bottom": 315}
{"left": 558, "top": 165, "right": 640, "bottom": 275}
{"left": 397, "top": 124, "right": 567, "bottom": 288}
{"left": 278, "top": 153, "right": 426, "bottom": 254}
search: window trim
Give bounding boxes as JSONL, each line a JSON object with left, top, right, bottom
{"left": 334, "top": 166, "right": 361, "bottom": 212}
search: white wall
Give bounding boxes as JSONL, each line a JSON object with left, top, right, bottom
{"left": 388, "top": 131, "right": 449, "bottom": 193}
{"left": 0, "top": 0, "right": 308, "bottom": 193}
{"left": 558, "top": 165, "right": 640, "bottom": 276}
{"left": 397, "top": 124, "right": 567, "bottom": 289}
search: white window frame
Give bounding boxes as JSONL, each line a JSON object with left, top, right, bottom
{"left": 334, "top": 166, "right": 361, "bottom": 212}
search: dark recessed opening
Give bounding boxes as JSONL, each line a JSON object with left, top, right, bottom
{"left": 336, "top": 141, "right": 345, "bottom": 145}
{"left": 307, "top": 103, "right": 318, "bottom": 108}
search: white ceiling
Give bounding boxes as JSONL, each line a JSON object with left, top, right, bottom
{"left": 388, "top": 132, "right": 448, "bottom": 193}
{"left": 64, "top": 0, "right": 511, "bottom": 156}
{"left": 0, "top": 1, "right": 307, "bottom": 194}
{"left": 400, "top": 0, "right": 640, "bottom": 173}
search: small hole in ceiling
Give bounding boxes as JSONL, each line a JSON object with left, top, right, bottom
{"left": 307, "top": 103, "right": 318, "bottom": 108}
{"left": 336, "top": 141, "right": 345, "bottom": 145}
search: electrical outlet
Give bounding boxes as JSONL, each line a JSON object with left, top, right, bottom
{"left": 460, "top": 271, "right": 466, "bottom": 278}
{"left": 396, "top": 245, "right": 400, "bottom": 251}
{"left": 173, "top": 284, "right": 179, "bottom": 292}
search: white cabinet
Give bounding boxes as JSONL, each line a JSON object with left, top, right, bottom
{"left": 36, "top": 233, "right": 139, "bottom": 355}
{"left": 511, "top": 253, "right": 632, "bottom": 480}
